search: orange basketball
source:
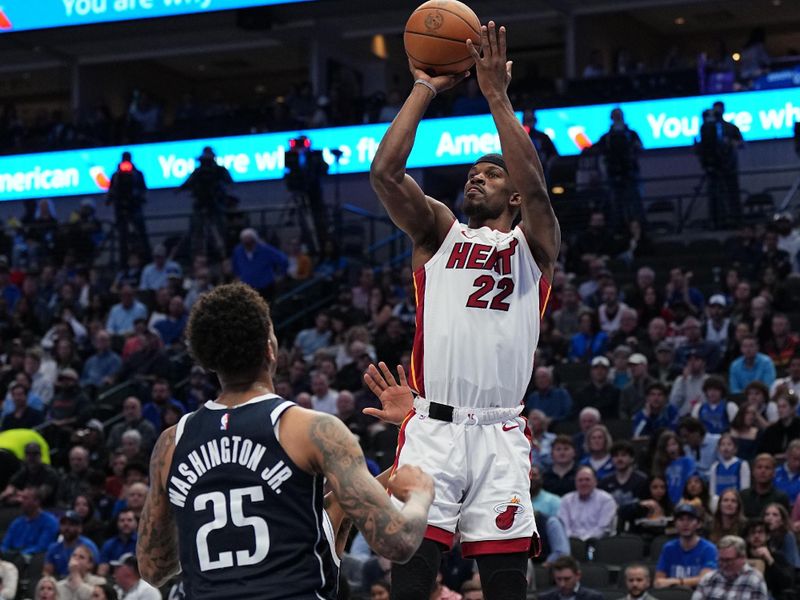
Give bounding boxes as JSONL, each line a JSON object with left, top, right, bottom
{"left": 404, "top": 0, "right": 481, "bottom": 76}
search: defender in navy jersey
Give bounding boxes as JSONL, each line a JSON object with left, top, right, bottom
{"left": 137, "top": 283, "right": 433, "bottom": 599}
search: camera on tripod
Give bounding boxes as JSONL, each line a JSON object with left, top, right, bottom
{"left": 284, "top": 135, "right": 329, "bottom": 193}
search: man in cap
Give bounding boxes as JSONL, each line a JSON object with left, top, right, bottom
{"left": 43, "top": 510, "right": 99, "bottom": 577}
{"left": 703, "top": 294, "right": 732, "bottom": 354}
{"left": 368, "top": 20, "right": 560, "bottom": 598}
{"left": 112, "top": 553, "right": 161, "bottom": 600}
{"left": 654, "top": 503, "right": 718, "bottom": 589}
{"left": 675, "top": 317, "right": 720, "bottom": 372}
{"left": 573, "top": 356, "right": 620, "bottom": 419}
{"left": 46, "top": 369, "right": 90, "bottom": 448}
{"left": 140, "top": 244, "right": 182, "bottom": 291}
{"left": 620, "top": 353, "right": 656, "bottom": 419}
{"left": 0, "top": 442, "right": 59, "bottom": 506}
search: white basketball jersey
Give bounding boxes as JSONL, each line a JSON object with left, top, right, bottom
{"left": 410, "top": 220, "right": 550, "bottom": 409}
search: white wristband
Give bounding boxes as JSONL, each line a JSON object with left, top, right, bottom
{"left": 414, "top": 79, "right": 437, "bottom": 98}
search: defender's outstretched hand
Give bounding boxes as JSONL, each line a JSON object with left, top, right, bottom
{"left": 363, "top": 362, "right": 414, "bottom": 425}
{"left": 466, "top": 21, "right": 512, "bottom": 98}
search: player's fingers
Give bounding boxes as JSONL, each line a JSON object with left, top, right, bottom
{"left": 364, "top": 367, "right": 387, "bottom": 391}
{"left": 506, "top": 60, "right": 513, "bottom": 79}
{"left": 362, "top": 407, "right": 385, "bottom": 418}
{"left": 488, "top": 21, "right": 497, "bottom": 55}
{"left": 397, "top": 364, "right": 409, "bottom": 387}
{"left": 378, "top": 361, "right": 398, "bottom": 386}
{"left": 499, "top": 25, "right": 507, "bottom": 57}
{"left": 480, "top": 24, "right": 490, "bottom": 57}
{"left": 466, "top": 38, "right": 480, "bottom": 61}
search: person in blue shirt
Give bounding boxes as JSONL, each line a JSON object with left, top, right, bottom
{"left": 677, "top": 416, "right": 720, "bottom": 481}
{"left": 105, "top": 285, "right": 148, "bottom": 336}
{"left": 80, "top": 329, "right": 122, "bottom": 389}
{"left": 654, "top": 503, "right": 717, "bottom": 589}
{"left": 774, "top": 439, "right": 800, "bottom": 504}
{"left": 579, "top": 424, "right": 614, "bottom": 481}
{"left": 729, "top": 335, "right": 776, "bottom": 393}
{"left": 632, "top": 383, "right": 678, "bottom": 438}
{"left": 568, "top": 310, "right": 608, "bottom": 362}
{"left": 140, "top": 244, "right": 182, "bottom": 291}
{"left": 153, "top": 296, "right": 188, "bottom": 346}
{"left": 232, "top": 228, "right": 288, "bottom": 299}
{"left": 525, "top": 366, "right": 573, "bottom": 420}
{"left": 0, "top": 486, "right": 59, "bottom": 555}
{"left": 692, "top": 376, "right": 738, "bottom": 435}
{"left": 654, "top": 430, "right": 698, "bottom": 505}
{"left": 98, "top": 509, "right": 138, "bottom": 577}
{"left": 43, "top": 511, "right": 100, "bottom": 578}
{"left": 708, "top": 433, "right": 750, "bottom": 496}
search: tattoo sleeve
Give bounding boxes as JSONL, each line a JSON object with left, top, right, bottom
{"left": 137, "top": 427, "right": 181, "bottom": 586}
{"left": 310, "top": 414, "right": 428, "bottom": 563}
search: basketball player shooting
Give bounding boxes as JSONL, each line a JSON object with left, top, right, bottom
{"left": 136, "top": 283, "right": 434, "bottom": 599}
{"left": 369, "top": 21, "right": 560, "bottom": 600}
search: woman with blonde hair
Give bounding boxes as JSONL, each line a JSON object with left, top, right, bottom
{"left": 580, "top": 424, "right": 614, "bottom": 480}
{"left": 709, "top": 488, "right": 747, "bottom": 544}
{"left": 56, "top": 543, "right": 106, "bottom": 600}
{"left": 34, "top": 575, "right": 61, "bottom": 600}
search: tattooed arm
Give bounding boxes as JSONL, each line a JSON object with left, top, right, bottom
{"left": 307, "top": 413, "right": 432, "bottom": 563}
{"left": 137, "top": 426, "right": 181, "bottom": 587}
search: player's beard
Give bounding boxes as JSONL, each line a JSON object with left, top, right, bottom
{"left": 463, "top": 196, "right": 505, "bottom": 222}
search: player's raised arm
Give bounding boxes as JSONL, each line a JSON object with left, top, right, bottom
{"left": 137, "top": 426, "right": 181, "bottom": 587}
{"left": 467, "top": 21, "right": 561, "bottom": 281}
{"left": 370, "top": 64, "right": 466, "bottom": 254}
{"left": 303, "top": 411, "right": 433, "bottom": 563}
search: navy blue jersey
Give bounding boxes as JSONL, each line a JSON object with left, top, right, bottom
{"left": 167, "top": 394, "right": 338, "bottom": 599}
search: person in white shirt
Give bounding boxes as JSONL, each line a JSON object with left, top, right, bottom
{"left": 309, "top": 372, "right": 338, "bottom": 414}
{"left": 557, "top": 466, "right": 617, "bottom": 541}
{"left": 771, "top": 354, "right": 800, "bottom": 400}
{"left": 598, "top": 282, "right": 630, "bottom": 335}
{"left": 704, "top": 295, "right": 732, "bottom": 354}
{"left": 670, "top": 350, "right": 709, "bottom": 417}
{"left": 112, "top": 554, "right": 160, "bottom": 600}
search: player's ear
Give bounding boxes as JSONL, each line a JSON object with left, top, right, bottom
{"left": 509, "top": 192, "right": 522, "bottom": 208}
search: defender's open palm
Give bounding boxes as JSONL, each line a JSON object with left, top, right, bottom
{"left": 363, "top": 362, "right": 414, "bottom": 425}
{"left": 466, "top": 21, "right": 512, "bottom": 97}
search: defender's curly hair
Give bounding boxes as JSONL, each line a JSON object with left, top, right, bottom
{"left": 186, "top": 283, "right": 272, "bottom": 381}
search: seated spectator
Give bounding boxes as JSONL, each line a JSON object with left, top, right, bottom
{"left": 665, "top": 267, "right": 704, "bottom": 316}
{"left": 46, "top": 368, "right": 91, "bottom": 441}
{"left": 0, "top": 371, "right": 44, "bottom": 418}
{"left": 528, "top": 409, "right": 555, "bottom": 470}
{"left": 709, "top": 434, "right": 750, "bottom": 496}
{"left": 599, "top": 440, "right": 648, "bottom": 516}
{"left": 762, "top": 502, "right": 800, "bottom": 568}
{"left": 775, "top": 439, "right": 800, "bottom": 504}
{"left": 72, "top": 494, "right": 105, "bottom": 548}
{"left": 105, "top": 285, "right": 148, "bottom": 337}
{"left": 762, "top": 313, "right": 799, "bottom": 371}
{"left": 107, "top": 397, "right": 157, "bottom": 454}
{"left": 692, "top": 535, "right": 766, "bottom": 600}
{"left": 572, "top": 408, "right": 601, "bottom": 460}
{"left": 669, "top": 350, "right": 708, "bottom": 417}
{"left": 98, "top": 509, "right": 137, "bottom": 577}
{"left": 557, "top": 466, "right": 617, "bottom": 541}
{"left": 704, "top": 294, "right": 733, "bottom": 356}
{"left": 771, "top": 353, "right": 800, "bottom": 398}
{"left": 80, "top": 330, "right": 121, "bottom": 391}
{"left": 542, "top": 435, "right": 578, "bottom": 497}
{"left": 608, "top": 308, "right": 641, "bottom": 351}
{"left": 573, "top": 356, "right": 619, "bottom": 419}
{"left": 140, "top": 245, "right": 182, "bottom": 291}
{"left": 709, "top": 489, "right": 747, "bottom": 545}
{"left": 741, "top": 454, "right": 790, "bottom": 518}
{"left": 0, "top": 442, "right": 59, "bottom": 506}
{"left": 650, "top": 342, "right": 680, "bottom": 388}
{"left": 653, "top": 431, "right": 697, "bottom": 505}
{"left": 743, "top": 381, "right": 777, "bottom": 431}
{"left": 34, "top": 576, "right": 60, "bottom": 600}
{"left": 675, "top": 317, "right": 721, "bottom": 372}
{"left": 598, "top": 282, "right": 629, "bottom": 335}
{"left": 232, "top": 229, "right": 288, "bottom": 298}
{"left": 525, "top": 367, "right": 572, "bottom": 420}
{"left": 745, "top": 519, "right": 794, "bottom": 598}
{"left": 1, "top": 382, "right": 43, "bottom": 430}
{"left": 0, "top": 486, "right": 59, "bottom": 555}
{"left": 153, "top": 295, "right": 187, "bottom": 346}
{"left": 56, "top": 445, "right": 93, "bottom": 509}
{"left": 638, "top": 317, "right": 668, "bottom": 362}
{"left": 310, "top": 373, "right": 337, "bottom": 415}
{"left": 728, "top": 336, "right": 776, "bottom": 393}
{"left": 580, "top": 424, "right": 614, "bottom": 480}
{"left": 539, "top": 555, "right": 603, "bottom": 600}
{"left": 618, "top": 564, "right": 655, "bottom": 600}
{"left": 531, "top": 463, "right": 561, "bottom": 518}
{"left": 729, "top": 404, "right": 761, "bottom": 462}
{"left": 654, "top": 503, "right": 717, "bottom": 589}
{"left": 620, "top": 353, "right": 656, "bottom": 418}
{"left": 119, "top": 430, "right": 147, "bottom": 466}
{"left": 552, "top": 284, "right": 587, "bottom": 338}
{"left": 531, "top": 510, "right": 570, "bottom": 568}
{"left": 632, "top": 383, "right": 678, "bottom": 438}
{"left": 568, "top": 310, "right": 608, "bottom": 362}
{"left": 677, "top": 417, "right": 720, "bottom": 480}
{"left": 628, "top": 476, "right": 673, "bottom": 537}
{"left": 56, "top": 543, "right": 106, "bottom": 600}
{"left": 692, "top": 377, "right": 737, "bottom": 435}
{"left": 293, "top": 312, "right": 332, "bottom": 363}
{"left": 679, "top": 474, "right": 714, "bottom": 529}
{"left": 758, "top": 391, "right": 800, "bottom": 458}
{"left": 0, "top": 559, "right": 17, "bottom": 600}
{"left": 43, "top": 511, "right": 100, "bottom": 578}
{"left": 142, "top": 380, "right": 185, "bottom": 433}
{"left": 609, "top": 345, "right": 632, "bottom": 390}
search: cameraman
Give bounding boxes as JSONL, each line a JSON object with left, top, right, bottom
{"left": 597, "top": 108, "right": 644, "bottom": 229}
{"left": 177, "top": 146, "right": 232, "bottom": 258}
{"left": 106, "top": 151, "right": 149, "bottom": 266}
{"left": 285, "top": 136, "right": 329, "bottom": 253}
{"left": 697, "top": 102, "right": 744, "bottom": 230}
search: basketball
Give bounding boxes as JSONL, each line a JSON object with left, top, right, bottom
{"left": 404, "top": 0, "right": 481, "bottom": 76}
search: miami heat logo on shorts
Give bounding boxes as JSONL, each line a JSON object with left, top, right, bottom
{"left": 493, "top": 496, "right": 525, "bottom": 530}
{"left": 220, "top": 413, "right": 229, "bottom": 431}
{"left": 424, "top": 12, "right": 443, "bottom": 31}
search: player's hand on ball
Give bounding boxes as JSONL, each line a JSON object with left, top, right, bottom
{"left": 467, "top": 21, "right": 512, "bottom": 97}
{"left": 408, "top": 59, "right": 470, "bottom": 95}
{"left": 388, "top": 465, "right": 434, "bottom": 503}
{"left": 363, "top": 362, "right": 414, "bottom": 425}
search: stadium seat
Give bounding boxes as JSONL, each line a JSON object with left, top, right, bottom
{"left": 604, "top": 419, "right": 631, "bottom": 442}
{"left": 599, "top": 588, "right": 624, "bottom": 600}
{"left": 592, "top": 535, "right": 646, "bottom": 571}
{"left": 554, "top": 362, "right": 590, "bottom": 389}
{"left": 533, "top": 564, "right": 552, "bottom": 589}
{"left": 648, "top": 534, "right": 674, "bottom": 559}
{"left": 569, "top": 537, "right": 588, "bottom": 560}
{"left": 650, "top": 587, "right": 693, "bottom": 600}
{"left": 580, "top": 563, "right": 611, "bottom": 588}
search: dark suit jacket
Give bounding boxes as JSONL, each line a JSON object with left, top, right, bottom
{"left": 539, "top": 585, "right": 604, "bottom": 600}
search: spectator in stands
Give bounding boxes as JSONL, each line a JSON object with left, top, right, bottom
{"left": 572, "top": 407, "right": 601, "bottom": 460}
{"left": 598, "top": 282, "right": 629, "bottom": 335}
{"left": 531, "top": 463, "right": 561, "bottom": 518}
{"left": 759, "top": 391, "right": 800, "bottom": 458}
{"left": 693, "top": 535, "right": 766, "bottom": 600}
{"left": 653, "top": 431, "right": 697, "bottom": 505}
{"left": 153, "top": 295, "right": 187, "bottom": 346}
{"left": 610, "top": 345, "right": 633, "bottom": 390}
{"left": 709, "top": 434, "right": 749, "bottom": 496}
{"left": 351, "top": 267, "right": 375, "bottom": 313}
{"left": 609, "top": 308, "right": 641, "bottom": 351}
{"left": 558, "top": 466, "right": 617, "bottom": 541}
{"left": 111, "top": 553, "right": 160, "bottom": 600}
{"left": 552, "top": 285, "right": 587, "bottom": 339}
{"left": 745, "top": 519, "right": 794, "bottom": 598}
{"left": 567, "top": 311, "right": 609, "bottom": 362}
{"left": 232, "top": 228, "right": 288, "bottom": 300}
{"left": 0, "top": 442, "right": 59, "bottom": 506}
{"left": 293, "top": 312, "right": 332, "bottom": 363}
{"left": 599, "top": 440, "right": 648, "bottom": 518}
{"left": 677, "top": 417, "right": 719, "bottom": 480}
{"left": 638, "top": 318, "right": 668, "bottom": 364}
{"left": 775, "top": 439, "right": 800, "bottom": 505}
{"left": 530, "top": 510, "right": 570, "bottom": 571}
{"left": 80, "top": 330, "right": 121, "bottom": 391}
{"left": 34, "top": 576, "right": 60, "bottom": 600}
{"left": 529, "top": 410, "right": 556, "bottom": 472}
{"left": 709, "top": 489, "right": 747, "bottom": 544}
{"left": 1, "top": 382, "right": 43, "bottom": 430}
{"left": 772, "top": 353, "right": 800, "bottom": 398}
{"left": 729, "top": 336, "right": 776, "bottom": 393}
{"left": 680, "top": 474, "right": 714, "bottom": 528}
{"left": 633, "top": 383, "right": 677, "bottom": 438}
{"left": 107, "top": 397, "right": 157, "bottom": 454}
{"left": 119, "top": 430, "right": 147, "bottom": 465}
{"left": 580, "top": 424, "right": 614, "bottom": 480}
{"left": 0, "top": 486, "right": 59, "bottom": 555}
{"left": 728, "top": 404, "right": 760, "bottom": 463}
{"left": 43, "top": 510, "right": 100, "bottom": 578}
{"left": 98, "top": 509, "right": 137, "bottom": 577}
{"left": 704, "top": 295, "right": 732, "bottom": 355}
{"left": 57, "top": 445, "right": 93, "bottom": 508}
{"left": 665, "top": 268, "right": 704, "bottom": 316}
{"left": 140, "top": 245, "right": 181, "bottom": 292}
{"left": 762, "top": 313, "right": 799, "bottom": 371}
{"left": 539, "top": 555, "right": 603, "bottom": 600}
{"left": 310, "top": 372, "right": 337, "bottom": 415}
{"left": 621, "top": 353, "right": 656, "bottom": 419}
{"left": 675, "top": 318, "right": 721, "bottom": 372}
{"left": 57, "top": 542, "right": 106, "bottom": 599}
{"left": 741, "top": 454, "right": 790, "bottom": 518}
{"left": 143, "top": 380, "right": 184, "bottom": 432}
{"left": 763, "top": 502, "right": 800, "bottom": 568}
{"left": 654, "top": 503, "right": 717, "bottom": 589}
{"left": 624, "top": 267, "right": 655, "bottom": 313}
{"left": 618, "top": 564, "right": 655, "bottom": 600}
{"left": 106, "top": 152, "right": 149, "bottom": 266}
{"left": 525, "top": 367, "right": 572, "bottom": 420}
{"left": 650, "top": 341, "right": 679, "bottom": 387}
{"left": 0, "top": 559, "right": 17, "bottom": 600}
{"left": 543, "top": 435, "right": 577, "bottom": 497}
{"left": 692, "top": 377, "right": 737, "bottom": 435}
{"left": 757, "top": 229, "right": 792, "bottom": 282}
{"left": 742, "top": 381, "right": 777, "bottom": 432}
{"left": 670, "top": 349, "right": 708, "bottom": 417}
{"left": 105, "top": 285, "right": 147, "bottom": 337}
{"left": 572, "top": 212, "right": 617, "bottom": 272}
{"left": 573, "top": 356, "right": 619, "bottom": 419}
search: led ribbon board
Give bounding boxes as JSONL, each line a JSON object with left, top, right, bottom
{"left": 0, "top": 87, "right": 796, "bottom": 202}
